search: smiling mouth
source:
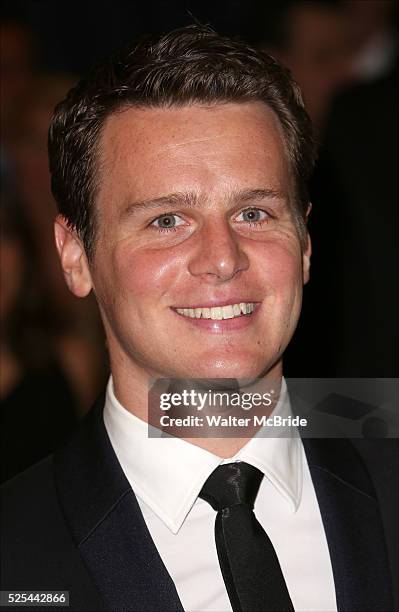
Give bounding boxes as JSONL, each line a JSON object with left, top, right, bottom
{"left": 174, "top": 302, "right": 257, "bottom": 321}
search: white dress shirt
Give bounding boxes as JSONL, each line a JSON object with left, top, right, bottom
{"left": 104, "top": 378, "right": 337, "bottom": 612}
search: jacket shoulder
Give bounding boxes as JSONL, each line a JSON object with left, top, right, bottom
{"left": 1, "top": 456, "right": 103, "bottom": 610}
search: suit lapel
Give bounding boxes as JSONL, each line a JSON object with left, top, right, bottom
{"left": 303, "top": 438, "right": 393, "bottom": 612}
{"left": 54, "top": 397, "right": 184, "bottom": 612}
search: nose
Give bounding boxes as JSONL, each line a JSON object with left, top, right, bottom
{"left": 188, "top": 219, "right": 249, "bottom": 283}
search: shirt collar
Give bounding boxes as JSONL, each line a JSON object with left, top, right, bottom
{"left": 104, "top": 377, "right": 302, "bottom": 534}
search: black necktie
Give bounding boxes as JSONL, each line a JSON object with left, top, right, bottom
{"left": 199, "top": 462, "right": 294, "bottom": 612}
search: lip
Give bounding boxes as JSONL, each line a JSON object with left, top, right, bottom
{"left": 171, "top": 302, "right": 262, "bottom": 333}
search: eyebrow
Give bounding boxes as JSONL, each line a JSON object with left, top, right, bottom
{"left": 122, "top": 192, "right": 198, "bottom": 217}
{"left": 121, "top": 188, "right": 287, "bottom": 218}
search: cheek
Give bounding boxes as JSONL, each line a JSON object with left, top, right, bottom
{"left": 250, "top": 238, "right": 302, "bottom": 296}
{"left": 113, "top": 243, "right": 185, "bottom": 303}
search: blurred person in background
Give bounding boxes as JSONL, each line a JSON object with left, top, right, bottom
{"left": 252, "top": 0, "right": 398, "bottom": 376}
{"left": 0, "top": 183, "right": 79, "bottom": 482}
{"left": 0, "top": 17, "right": 108, "bottom": 481}
{"left": 2, "top": 72, "right": 108, "bottom": 410}
{"left": 255, "top": 0, "right": 355, "bottom": 134}
{"left": 0, "top": 18, "right": 38, "bottom": 202}
{"left": 307, "top": 0, "right": 399, "bottom": 377}
{"left": 342, "top": 0, "right": 398, "bottom": 80}
{"left": 0, "top": 19, "right": 38, "bottom": 128}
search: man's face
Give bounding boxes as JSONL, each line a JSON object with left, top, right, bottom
{"left": 75, "top": 102, "right": 310, "bottom": 383}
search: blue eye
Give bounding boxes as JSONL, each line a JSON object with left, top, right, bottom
{"left": 151, "top": 214, "right": 185, "bottom": 230}
{"left": 236, "top": 208, "right": 268, "bottom": 224}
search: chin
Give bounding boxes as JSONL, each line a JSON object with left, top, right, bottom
{"left": 176, "top": 354, "right": 273, "bottom": 380}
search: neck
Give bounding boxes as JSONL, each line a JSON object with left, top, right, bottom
{"left": 111, "top": 357, "right": 283, "bottom": 459}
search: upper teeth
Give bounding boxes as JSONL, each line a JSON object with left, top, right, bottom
{"left": 176, "top": 303, "right": 255, "bottom": 320}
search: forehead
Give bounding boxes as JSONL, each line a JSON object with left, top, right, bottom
{"left": 97, "top": 101, "right": 291, "bottom": 206}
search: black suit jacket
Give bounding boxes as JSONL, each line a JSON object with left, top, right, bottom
{"left": 1, "top": 396, "right": 398, "bottom": 611}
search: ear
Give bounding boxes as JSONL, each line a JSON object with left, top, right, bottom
{"left": 302, "top": 203, "right": 312, "bottom": 285}
{"left": 54, "top": 215, "right": 93, "bottom": 297}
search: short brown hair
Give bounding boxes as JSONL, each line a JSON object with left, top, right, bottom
{"left": 48, "top": 24, "right": 316, "bottom": 260}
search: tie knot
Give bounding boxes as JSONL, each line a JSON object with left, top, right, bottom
{"left": 199, "top": 462, "right": 263, "bottom": 512}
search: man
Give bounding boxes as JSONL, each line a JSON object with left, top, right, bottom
{"left": 1, "top": 25, "right": 397, "bottom": 612}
